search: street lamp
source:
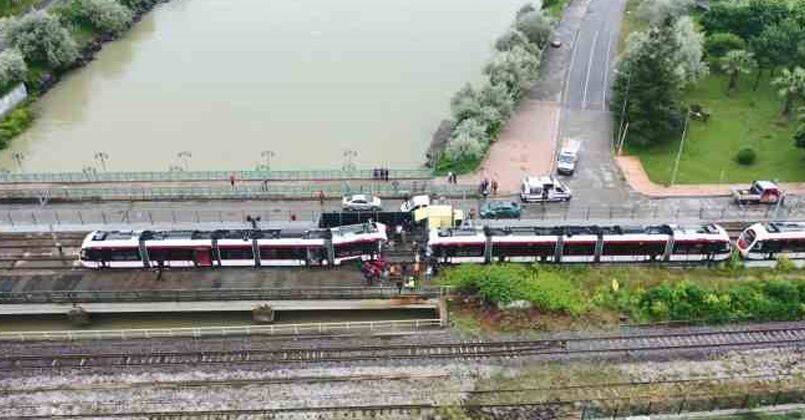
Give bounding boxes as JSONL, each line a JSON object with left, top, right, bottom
{"left": 669, "top": 108, "right": 693, "bottom": 186}
{"left": 342, "top": 149, "right": 357, "bottom": 172}
{"left": 94, "top": 151, "right": 109, "bottom": 171}
{"left": 11, "top": 152, "right": 24, "bottom": 171}
{"left": 177, "top": 151, "right": 192, "bottom": 171}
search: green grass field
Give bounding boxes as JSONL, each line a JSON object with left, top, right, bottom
{"left": 627, "top": 73, "right": 803, "bottom": 184}
{"left": 0, "top": 0, "right": 40, "bottom": 17}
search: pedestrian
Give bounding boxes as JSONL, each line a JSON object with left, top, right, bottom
{"left": 290, "top": 213, "right": 297, "bottom": 222}
{"left": 452, "top": 173, "right": 458, "bottom": 184}
{"left": 318, "top": 190, "right": 325, "bottom": 205}
{"left": 373, "top": 168, "right": 379, "bottom": 179}
{"left": 396, "top": 280, "right": 403, "bottom": 294}
{"left": 383, "top": 168, "right": 389, "bottom": 181}
{"left": 447, "top": 171, "right": 453, "bottom": 184}
{"left": 491, "top": 179, "right": 498, "bottom": 196}
{"left": 229, "top": 174, "right": 236, "bottom": 188}
{"left": 262, "top": 179, "right": 269, "bottom": 192}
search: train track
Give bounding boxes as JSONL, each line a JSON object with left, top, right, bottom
{"left": 0, "top": 232, "right": 84, "bottom": 270}
{"left": 3, "top": 325, "right": 803, "bottom": 370}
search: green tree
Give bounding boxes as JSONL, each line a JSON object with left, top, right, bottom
{"left": 721, "top": 49, "right": 756, "bottom": 92}
{"left": 450, "top": 83, "right": 481, "bottom": 123}
{"left": 59, "top": 0, "right": 133, "bottom": 36}
{"left": 478, "top": 81, "right": 515, "bottom": 119}
{"left": 118, "top": 0, "right": 157, "bottom": 13}
{"left": 673, "top": 16, "right": 708, "bottom": 86}
{"left": 444, "top": 118, "right": 488, "bottom": 162}
{"left": 494, "top": 29, "right": 540, "bottom": 56}
{"left": 3, "top": 11, "right": 78, "bottom": 69}
{"left": 0, "top": 48, "right": 27, "bottom": 89}
{"left": 637, "top": 0, "right": 692, "bottom": 26}
{"left": 702, "top": 0, "right": 790, "bottom": 41}
{"left": 772, "top": 67, "right": 805, "bottom": 118}
{"left": 515, "top": 10, "right": 553, "bottom": 48}
{"left": 794, "top": 123, "right": 805, "bottom": 148}
{"left": 484, "top": 45, "right": 541, "bottom": 99}
{"left": 612, "top": 25, "right": 684, "bottom": 146}
{"left": 705, "top": 32, "right": 745, "bottom": 59}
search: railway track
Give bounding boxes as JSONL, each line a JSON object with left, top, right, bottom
{"left": 0, "top": 232, "right": 84, "bottom": 270}
{"left": 3, "top": 325, "right": 803, "bottom": 370}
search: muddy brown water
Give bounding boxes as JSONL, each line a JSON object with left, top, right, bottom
{"left": 0, "top": 0, "right": 524, "bottom": 171}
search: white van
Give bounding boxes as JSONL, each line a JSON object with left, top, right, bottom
{"left": 520, "top": 176, "right": 572, "bottom": 202}
{"left": 556, "top": 139, "right": 581, "bottom": 175}
{"left": 400, "top": 195, "right": 430, "bottom": 212}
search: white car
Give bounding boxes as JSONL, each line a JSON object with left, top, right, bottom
{"left": 400, "top": 195, "right": 430, "bottom": 212}
{"left": 520, "top": 176, "right": 572, "bottom": 202}
{"left": 342, "top": 194, "right": 382, "bottom": 211}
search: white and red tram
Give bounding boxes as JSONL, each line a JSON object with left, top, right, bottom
{"left": 428, "top": 223, "right": 731, "bottom": 264}
{"left": 79, "top": 222, "right": 386, "bottom": 269}
{"left": 737, "top": 222, "right": 805, "bottom": 265}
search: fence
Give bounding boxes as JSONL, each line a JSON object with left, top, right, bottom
{"left": 0, "top": 168, "right": 433, "bottom": 184}
{"left": 0, "top": 182, "right": 476, "bottom": 202}
{"left": 0, "top": 318, "right": 445, "bottom": 342}
{"left": 0, "top": 286, "right": 447, "bottom": 304}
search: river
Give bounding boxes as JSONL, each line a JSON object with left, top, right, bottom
{"left": 0, "top": 0, "right": 524, "bottom": 172}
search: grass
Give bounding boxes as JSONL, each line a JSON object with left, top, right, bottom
{"left": 544, "top": 0, "right": 570, "bottom": 19}
{"left": 0, "top": 0, "right": 41, "bottom": 17}
{"left": 627, "top": 73, "right": 802, "bottom": 184}
{"left": 618, "top": 0, "right": 647, "bottom": 52}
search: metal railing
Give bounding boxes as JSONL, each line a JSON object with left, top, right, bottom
{"left": 0, "top": 318, "right": 445, "bottom": 342}
{"left": 0, "top": 168, "right": 433, "bottom": 184}
{"left": 0, "top": 286, "right": 447, "bottom": 304}
{"left": 0, "top": 182, "right": 475, "bottom": 202}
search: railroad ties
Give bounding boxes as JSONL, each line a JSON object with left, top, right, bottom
{"left": 3, "top": 325, "right": 804, "bottom": 371}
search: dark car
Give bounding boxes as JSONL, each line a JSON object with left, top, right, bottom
{"left": 480, "top": 201, "right": 522, "bottom": 219}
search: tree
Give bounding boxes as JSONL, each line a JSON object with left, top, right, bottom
{"left": 478, "top": 80, "right": 515, "bottom": 119}
{"left": 637, "top": 0, "right": 692, "bottom": 26}
{"left": 515, "top": 10, "right": 553, "bottom": 48}
{"left": 60, "top": 0, "right": 133, "bottom": 36}
{"left": 721, "top": 49, "right": 755, "bottom": 92}
{"left": 444, "top": 118, "right": 487, "bottom": 162}
{"left": 794, "top": 123, "right": 805, "bottom": 148}
{"left": 450, "top": 83, "right": 481, "bottom": 123}
{"left": 673, "top": 16, "right": 708, "bottom": 86}
{"left": 3, "top": 11, "right": 78, "bottom": 69}
{"left": 515, "top": 1, "right": 541, "bottom": 19}
{"left": 484, "top": 45, "right": 541, "bottom": 98}
{"left": 612, "top": 25, "right": 684, "bottom": 146}
{"left": 772, "top": 67, "right": 805, "bottom": 118}
{"left": 118, "top": 0, "right": 157, "bottom": 13}
{"left": 705, "top": 32, "right": 745, "bottom": 59}
{"left": 0, "top": 48, "right": 27, "bottom": 89}
{"left": 702, "top": 0, "right": 789, "bottom": 41}
{"left": 494, "top": 29, "right": 539, "bottom": 56}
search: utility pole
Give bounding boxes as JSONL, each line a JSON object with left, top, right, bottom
{"left": 670, "top": 110, "right": 691, "bottom": 186}
{"left": 615, "top": 70, "right": 632, "bottom": 152}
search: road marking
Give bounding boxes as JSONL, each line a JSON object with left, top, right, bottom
{"left": 562, "top": 28, "right": 582, "bottom": 105}
{"left": 602, "top": 30, "right": 614, "bottom": 110}
{"left": 582, "top": 29, "right": 600, "bottom": 109}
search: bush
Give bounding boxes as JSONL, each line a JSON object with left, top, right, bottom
{"left": 0, "top": 105, "right": 34, "bottom": 148}
{"left": 704, "top": 32, "right": 746, "bottom": 59}
{"left": 0, "top": 49, "right": 28, "bottom": 90}
{"left": 118, "top": 0, "right": 157, "bottom": 13}
{"left": 795, "top": 124, "right": 805, "bottom": 148}
{"left": 776, "top": 255, "right": 796, "bottom": 273}
{"left": 60, "top": 0, "right": 133, "bottom": 36}
{"left": 515, "top": 10, "right": 553, "bottom": 48}
{"left": 637, "top": 0, "right": 693, "bottom": 25}
{"left": 735, "top": 146, "right": 757, "bottom": 165}
{"left": 3, "top": 12, "right": 78, "bottom": 69}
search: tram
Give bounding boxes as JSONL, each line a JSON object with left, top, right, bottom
{"left": 427, "top": 223, "right": 732, "bottom": 264}
{"left": 79, "top": 222, "right": 386, "bottom": 269}
{"left": 737, "top": 222, "right": 805, "bottom": 264}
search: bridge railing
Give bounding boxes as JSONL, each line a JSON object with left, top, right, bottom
{"left": 0, "top": 318, "right": 445, "bottom": 342}
{"left": 0, "top": 168, "right": 433, "bottom": 184}
{"left": 0, "top": 286, "right": 449, "bottom": 304}
{"left": 0, "top": 182, "right": 475, "bottom": 202}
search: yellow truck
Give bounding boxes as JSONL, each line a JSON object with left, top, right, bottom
{"left": 414, "top": 205, "right": 464, "bottom": 229}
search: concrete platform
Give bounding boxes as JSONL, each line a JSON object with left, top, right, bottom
{"left": 0, "top": 298, "right": 439, "bottom": 316}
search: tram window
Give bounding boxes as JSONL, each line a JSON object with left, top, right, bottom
{"left": 493, "top": 243, "right": 555, "bottom": 257}
{"left": 776, "top": 239, "right": 805, "bottom": 253}
{"left": 109, "top": 248, "right": 141, "bottom": 261}
{"left": 83, "top": 248, "right": 108, "bottom": 261}
{"left": 219, "top": 247, "right": 254, "bottom": 260}
{"left": 445, "top": 244, "right": 485, "bottom": 257}
{"left": 603, "top": 241, "right": 665, "bottom": 256}
{"left": 148, "top": 248, "right": 194, "bottom": 261}
{"left": 673, "top": 241, "right": 711, "bottom": 255}
{"left": 755, "top": 240, "right": 783, "bottom": 253}
{"left": 563, "top": 242, "right": 595, "bottom": 256}
{"left": 260, "top": 247, "right": 307, "bottom": 260}
{"left": 335, "top": 241, "right": 378, "bottom": 258}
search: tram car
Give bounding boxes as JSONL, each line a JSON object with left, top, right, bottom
{"left": 427, "top": 223, "right": 731, "bottom": 265}
{"left": 79, "top": 222, "right": 386, "bottom": 269}
{"left": 737, "top": 222, "right": 805, "bottom": 264}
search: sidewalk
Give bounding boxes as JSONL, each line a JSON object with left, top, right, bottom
{"left": 616, "top": 155, "right": 805, "bottom": 197}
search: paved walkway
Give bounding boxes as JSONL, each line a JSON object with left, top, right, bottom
{"left": 616, "top": 156, "right": 805, "bottom": 197}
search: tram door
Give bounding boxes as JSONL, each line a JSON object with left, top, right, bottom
{"left": 194, "top": 248, "right": 213, "bottom": 267}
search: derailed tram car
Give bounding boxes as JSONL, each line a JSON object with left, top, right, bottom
{"left": 427, "top": 223, "right": 731, "bottom": 264}
{"left": 737, "top": 222, "right": 805, "bottom": 265}
{"left": 80, "top": 222, "right": 386, "bottom": 269}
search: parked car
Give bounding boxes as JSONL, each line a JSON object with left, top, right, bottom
{"left": 480, "top": 201, "right": 522, "bottom": 219}
{"left": 556, "top": 138, "right": 581, "bottom": 175}
{"left": 342, "top": 194, "right": 382, "bottom": 211}
{"left": 400, "top": 195, "right": 430, "bottom": 212}
{"left": 732, "top": 180, "right": 784, "bottom": 205}
{"left": 520, "top": 176, "right": 572, "bottom": 202}
{"left": 550, "top": 39, "right": 562, "bottom": 48}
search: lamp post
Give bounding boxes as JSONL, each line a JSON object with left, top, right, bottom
{"left": 177, "top": 151, "right": 192, "bottom": 171}
{"left": 94, "top": 152, "right": 109, "bottom": 171}
{"left": 11, "top": 152, "right": 24, "bottom": 171}
{"left": 670, "top": 109, "right": 692, "bottom": 186}
{"left": 342, "top": 149, "right": 357, "bottom": 172}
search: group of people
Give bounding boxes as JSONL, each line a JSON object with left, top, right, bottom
{"left": 479, "top": 177, "right": 498, "bottom": 197}
{"left": 372, "top": 167, "right": 391, "bottom": 181}
{"left": 445, "top": 172, "right": 458, "bottom": 184}
{"left": 360, "top": 258, "right": 417, "bottom": 291}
